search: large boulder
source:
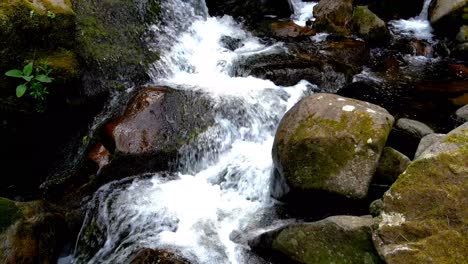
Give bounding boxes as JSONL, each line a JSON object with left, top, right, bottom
{"left": 312, "top": 0, "right": 354, "bottom": 35}
{"left": 0, "top": 198, "right": 68, "bottom": 264}
{"left": 250, "top": 215, "right": 381, "bottom": 264}
{"left": 272, "top": 93, "right": 394, "bottom": 199}
{"left": 205, "top": 0, "right": 292, "bottom": 25}
{"left": 429, "top": 0, "right": 468, "bottom": 38}
{"left": 41, "top": 87, "right": 214, "bottom": 202}
{"left": 350, "top": 6, "right": 391, "bottom": 46}
{"left": 373, "top": 122, "right": 468, "bottom": 263}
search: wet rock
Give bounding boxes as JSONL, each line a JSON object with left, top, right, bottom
{"left": 234, "top": 38, "right": 369, "bottom": 91}
{"left": 374, "top": 147, "right": 411, "bottom": 185}
{"left": 100, "top": 87, "right": 214, "bottom": 176}
{"left": 220, "top": 36, "right": 243, "bottom": 51}
{"left": 350, "top": 6, "right": 391, "bottom": 46}
{"left": 312, "top": 0, "right": 354, "bottom": 35}
{"left": 272, "top": 93, "right": 394, "bottom": 199}
{"left": 429, "top": 0, "right": 468, "bottom": 38}
{"left": 396, "top": 118, "right": 434, "bottom": 138}
{"left": 373, "top": 122, "right": 468, "bottom": 263}
{"left": 268, "top": 20, "right": 316, "bottom": 39}
{"left": 250, "top": 215, "right": 381, "bottom": 264}
{"left": 414, "top": 133, "right": 446, "bottom": 159}
{"left": 87, "top": 143, "right": 111, "bottom": 173}
{"left": 387, "top": 118, "right": 434, "bottom": 158}
{"left": 456, "top": 104, "right": 468, "bottom": 122}
{"left": 74, "top": 0, "right": 160, "bottom": 97}
{"left": 205, "top": 0, "right": 292, "bottom": 25}
{"left": 355, "top": 0, "right": 425, "bottom": 21}
{"left": 0, "top": 198, "right": 68, "bottom": 264}
{"left": 129, "top": 248, "right": 191, "bottom": 264}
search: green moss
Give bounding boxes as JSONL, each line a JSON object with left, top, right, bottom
{"left": 0, "top": 197, "right": 22, "bottom": 231}
{"left": 282, "top": 112, "right": 381, "bottom": 190}
{"left": 272, "top": 222, "right": 381, "bottom": 264}
{"left": 83, "top": 220, "right": 98, "bottom": 241}
{"left": 37, "top": 49, "right": 80, "bottom": 81}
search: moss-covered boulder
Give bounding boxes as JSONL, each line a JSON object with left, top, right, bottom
{"left": 351, "top": 6, "right": 391, "bottom": 46}
{"left": 272, "top": 93, "right": 394, "bottom": 199}
{"left": 429, "top": 0, "right": 468, "bottom": 38}
{"left": 0, "top": 198, "right": 68, "bottom": 264}
{"left": 74, "top": 0, "right": 160, "bottom": 97}
{"left": 312, "top": 0, "right": 354, "bottom": 35}
{"left": 373, "top": 122, "right": 468, "bottom": 263}
{"left": 250, "top": 215, "right": 382, "bottom": 264}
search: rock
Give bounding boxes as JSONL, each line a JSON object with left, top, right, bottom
{"left": 370, "top": 199, "right": 384, "bottom": 217}
{"left": 250, "top": 215, "right": 381, "bottom": 264}
{"left": 205, "top": 0, "right": 292, "bottom": 25}
{"left": 0, "top": 198, "right": 68, "bottom": 264}
{"left": 429, "top": 0, "right": 468, "bottom": 38}
{"left": 350, "top": 6, "right": 391, "bottom": 46}
{"left": 455, "top": 104, "right": 468, "bottom": 122}
{"left": 374, "top": 147, "right": 411, "bottom": 185}
{"left": 220, "top": 36, "right": 243, "bottom": 51}
{"left": 87, "top": 143, "right": 111, "bottom": 173}
{"left": 414, "top": 133, "right": 446, "bottom": 159}
{"left": 74, "top": 0, "right": 160, "bottom": 97}
{"left": 396, "top": 118, "right": 434, "bottom": 138}
{"left": 386, "top": 118, "right": 435, "bottom": 158}
{"left": 129, "top": 248, "right": 191, "bottom": 264}
{"left": 456, "top": 25, "right": 468, "bottom": 43}
{"left": 373, "top": 122, "right": 468, "bottom": 263}
{"left": 354, "top": 0, "right": 425, "bottom": 21}
{"left": 234, "top": 38, "right": 369, "bottom": 91}
{"left": 312, "top": 0, "right": 354, "bottom": 35}
{"left": 272, "top": 93, "right": 394, "bottom": 199}
{"left": 269, "top": 20, "right": 316, "bottom": 39}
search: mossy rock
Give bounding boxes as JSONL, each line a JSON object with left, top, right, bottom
{"left": 0, "top": 199, "right": 68, "bottom": 263}
{"left": 273, "top": 93, "right": 394, "bottom": 199}
{"left": 429, "top": 0, "right": 468, "bottom": 38}
{"left": 250, "top": 215, "right": 382, "bottom": 264}
{"left": 0, "top": 197, "right": 22, "bottom": 231}
{"left": 36, "top": 49, "right": 80, "bottom": 83}
{"left": 374, "top": 147, "right": 411, "bottom": 185}
{"left": 313, "top": 0, "right": 354, "bottom": 36}
{"left": 74, "top": 0, "right": 160, "bottom": 96}
{"left": 351, "top": 6, "right": 390, "bottom": 46}
{"left": 373, "top": 122, "right": 468, "bottom": 263}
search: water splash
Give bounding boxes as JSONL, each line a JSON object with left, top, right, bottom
{"left": 289, "top": 0, "right": 318, "bottom": 27}
{"left": 389, "top": 0, "right": 434, "bottom": 41}
{"left": 72, "top": 0, "right": 315, "bottom": 263}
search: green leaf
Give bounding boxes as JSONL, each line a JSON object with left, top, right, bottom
{"left": 16, "top": 84, "right": 27, "bottom": 97}
{"left": 23, "top": 63, "right": 33, "bottom": 76}
{"left": 35, "top": 75, "right": 52, "bottom": 83}
{"left": 22, "top": 75, "right": 34, "bottom": 82}
{"left": 5, "top": 69, "right": 24, "bottom": 78}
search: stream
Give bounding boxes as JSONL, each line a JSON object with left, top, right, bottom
{"left": 68, "top": 0, "right": 439, "bottom": 263}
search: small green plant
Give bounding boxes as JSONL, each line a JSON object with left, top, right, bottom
{"left": 5, "top": 62, "right": 53, "bottom": 111}
{"left": 47, "top": 11, "right": 56, "bottom": 19}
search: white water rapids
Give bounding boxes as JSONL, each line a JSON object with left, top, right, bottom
{"left": 70, "top": 1, "right": 315, "bottom": 263}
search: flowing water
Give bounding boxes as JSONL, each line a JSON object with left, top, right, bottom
{"left": 389, "top": 0, "right": 434, "bottom": 41}
{"left": 71, "top": 1, "right": 314, "bottom": 263}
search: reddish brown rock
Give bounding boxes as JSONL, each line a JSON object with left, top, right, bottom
{"left": 270, "top": 21, "right": 316, "bottom": 39}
